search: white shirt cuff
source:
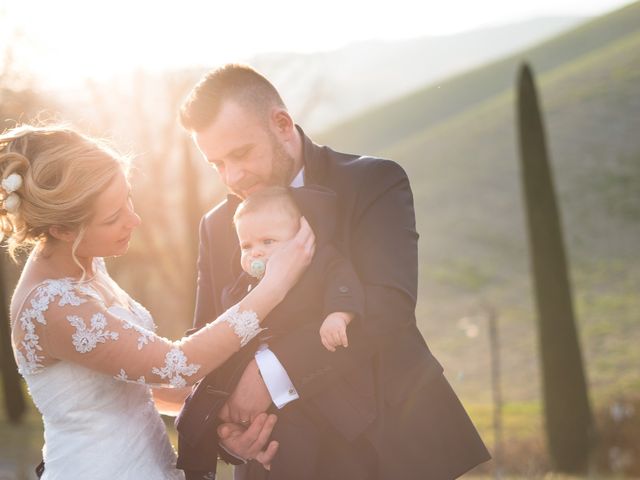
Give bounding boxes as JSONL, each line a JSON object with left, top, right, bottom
{"left": 255, "top": 346, "right": 299, "bottom": 409}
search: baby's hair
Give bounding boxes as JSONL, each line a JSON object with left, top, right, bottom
{"left": 233, "top": 186, "right": 301, "bottom": 226}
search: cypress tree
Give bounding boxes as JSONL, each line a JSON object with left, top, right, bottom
{"left": 0, "top": 258, "right": 26, "bottom": 423}
{"left": 516, "top": 63, "right": 593, "bottom": 473}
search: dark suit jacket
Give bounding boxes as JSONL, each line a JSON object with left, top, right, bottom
{"left": 177, "top": 127, "right": 490, "bottom": 480}
{"left": 176, "top": 185, "right": 375, "bottom": 475}
{"left": 220, "top": 187, "right": 375, "bottom": 479}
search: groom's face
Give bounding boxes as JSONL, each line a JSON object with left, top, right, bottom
{"left": 193, "top": 101, "right": 295, "bottom": 198}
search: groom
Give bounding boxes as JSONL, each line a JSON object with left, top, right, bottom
{"left": 176, "top": 64, "right": 490, "bottom": 479}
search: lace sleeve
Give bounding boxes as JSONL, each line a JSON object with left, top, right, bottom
{"left": 12, "top": 279, "right": 263, "bottom": 388}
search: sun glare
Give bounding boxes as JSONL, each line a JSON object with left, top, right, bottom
{"left": 2, "top": 0, "right": 634, "bottom": 89}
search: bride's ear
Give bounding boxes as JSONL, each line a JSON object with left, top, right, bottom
{"left": 48, "top": 225, "right": 77, "bottom": 243}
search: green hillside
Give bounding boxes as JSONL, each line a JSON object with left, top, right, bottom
{"left": 317, "top": 1, "right": 640, "bottom": 154}
{"left": 318, "top": 2, "right": 640, "bottom": 404}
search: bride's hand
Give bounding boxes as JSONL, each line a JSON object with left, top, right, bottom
{"left": 261, "top": 216, "right": 315, "bottom": 299}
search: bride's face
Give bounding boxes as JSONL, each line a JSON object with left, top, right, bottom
{"left": 75, "top": 170, "right": 141, "bottom": 258}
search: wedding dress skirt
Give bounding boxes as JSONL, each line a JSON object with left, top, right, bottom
{"left": 25, "top": 361, "right": 184, "bottom": 479}
{"left": 12, "top": 256, "right": 262, "bottom": 479}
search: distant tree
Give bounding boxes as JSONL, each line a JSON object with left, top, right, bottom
{"left": 516, "top": 62, "right": 594, "bottom": 473}
{"left": 485, "top": 303, "right": 503, "bottom": 480}
{"left": 0, "top": 16, "right": 48, "bottom": 422}
{"left": 0, "top": 259, "right": 25, "bottom": 423}
{"left": 82, "top": 70, "right": 215, "bottom": 333}
{"left": 180, "top": 134, "right": 202, "bottom": 321}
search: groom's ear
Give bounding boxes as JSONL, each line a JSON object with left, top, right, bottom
{"left": 270, "top": 108, "right": 294, "bottom": 137}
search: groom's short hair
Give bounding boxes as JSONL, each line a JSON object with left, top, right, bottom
{"left": 179, "top": 64, "right": 286, "bottom": 132}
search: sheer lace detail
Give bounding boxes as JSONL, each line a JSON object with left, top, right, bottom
{"left": 8, "top": 254, "right": 280, "bottom": 480}
{"left": 215, "top": 304, "right": 263, "bottom": 347}
{"left": 12, "top": 259, "right": 264, "bottom": 389}
{"left": 14, "top": 350, "right": 32, "bottom": 376}
{"left": 108, "top": 305, "right": 155, "bottom": 350}
{"left": 122, "top": 321, "right": 155, "bottom": 350}
{"left": 68, "top": 313, "right": 119, "bottom": 353}
{"left": 151, "top": 348, "right": 201, "bottom": 388}
{"left": 14, "top": 278, "right": 87, "bottom": 375}
{"left": 127, "top": 299, "right": 155, "bottom": 331}
{"left": 115, "top": 368, "right": 146, "bottom": 384}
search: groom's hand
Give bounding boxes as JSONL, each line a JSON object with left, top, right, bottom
{"left": 218, "top": 413, "right": 279, "bottom": 470}
{"left": 219, "top": 359, "right": 272, "bottom": 424}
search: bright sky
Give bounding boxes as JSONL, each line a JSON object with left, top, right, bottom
{"left": 1, "top": 0, "right": 635, "bottom": 88}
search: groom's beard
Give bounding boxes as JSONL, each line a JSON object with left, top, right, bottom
{"left": 268, "top": 132, "right": 296, "bottom": 187}
{"left": 230, "top": 134, "right": 296, "bottom": 198}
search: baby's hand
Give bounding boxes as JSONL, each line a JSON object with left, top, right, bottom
{"left": 319, "top": 312, "right": 352, "bottom": 352}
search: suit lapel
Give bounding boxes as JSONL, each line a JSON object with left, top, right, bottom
{"left": 297, "top": 125, "right": 327, "bottom": 186}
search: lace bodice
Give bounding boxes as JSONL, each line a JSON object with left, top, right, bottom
{"left": 11, "top": 258, "right": 261, "bottom": 389}
{"left": 10, "top": 258, "right": 267, "bottom": 479}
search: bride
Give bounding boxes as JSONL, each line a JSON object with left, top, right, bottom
{"left": 1, "top": 125, "right": 314, "bottom": 479}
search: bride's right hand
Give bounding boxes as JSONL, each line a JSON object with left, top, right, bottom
{"left": 261, "top": 216, "right": 315, "bottom": 300}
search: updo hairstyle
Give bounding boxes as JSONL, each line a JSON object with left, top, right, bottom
{"left": 0, "top": 124, "right": 128, "bottom": 261}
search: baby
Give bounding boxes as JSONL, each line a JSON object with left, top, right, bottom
{"left": 178, "top": 185, "right": 367, "bottom": 479}
{"left": 232, "top": 185, "right": 360, "bottom": 351}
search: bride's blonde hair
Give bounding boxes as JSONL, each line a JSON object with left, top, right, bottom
{"left": 0, "top": 125, "right": 129, "bottom": 264}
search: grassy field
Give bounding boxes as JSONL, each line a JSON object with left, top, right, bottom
{"left": 2, "top": 392, "right": 638, "bottom": 478}
{"left": 316, "top": 2, "right": 640, "bottom": 154}
{"left": 318, "top": 2, "right": 640, "bottom": 406}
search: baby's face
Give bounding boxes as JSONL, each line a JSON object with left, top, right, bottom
{"left": 236, "top": 208, "right": 299, "bottom": 277}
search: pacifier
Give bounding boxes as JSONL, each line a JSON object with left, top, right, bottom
{"left": 249, "top": 258, "right": 266, "bottom": 279}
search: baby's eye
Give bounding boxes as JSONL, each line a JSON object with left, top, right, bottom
{"left": 263, "top": 239, "right": 275, "bottom": 245}
{"left": 240, "top": 244, "right": 250, "bottom": 250}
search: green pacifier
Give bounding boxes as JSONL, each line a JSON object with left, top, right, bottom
{"left": 250, "top": 259, "right": 266, "bottom": 279}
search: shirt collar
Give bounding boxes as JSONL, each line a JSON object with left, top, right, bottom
{"left": 290, "top": 167, "right": 305, "bottom": 188}
{"left": 226, "top": 166, "right": 304, "bottom": 206}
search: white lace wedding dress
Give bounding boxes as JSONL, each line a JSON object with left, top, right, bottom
{"left": 11, "top": 258, "right": 258, "bottom": 479}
